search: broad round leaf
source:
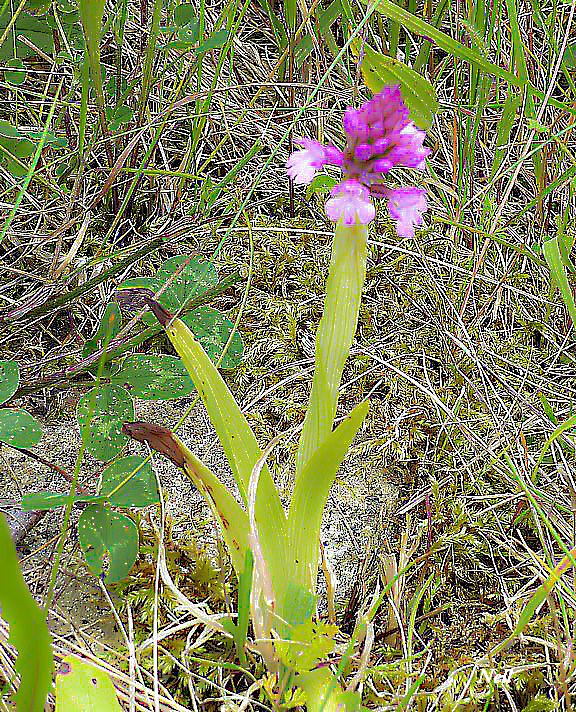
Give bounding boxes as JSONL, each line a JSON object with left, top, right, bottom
{"left": 0, "top": 409, "right": 42, "bottom": 447}
{"left": 78, "top": 505, "right": 138, "bottom": 582}
{"left": 183, "top": 306, "right": 244, "bottom": 368}
{"left": 55, "top": 655, "right": 122, "bottom": 711}
{"left": 174, "top": 2, "right": 198, "bottom": 28}
{"left": 155, "top": 255, "right": 219, "bottom": 313}
{"left": 5, "top": 58, "right": 26, "bottom": 85}
{"left": 99, "top": 456, "right": 159, "bottom": 507}
{"left": 360, "top": 44, "right": 438, "bottom": 129}
{"left": 77, "top": 386, "right": 134, "bottom": 461}
{"left": 111, "top": 354, "right": 195, "bottom": 400}
{"left": 0, "top": 360, "right": 19, "bottom": 404}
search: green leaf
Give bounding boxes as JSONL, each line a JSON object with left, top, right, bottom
{"left": 0, "top": 408, "right": 42, "bottom": 447}
{"left": 123, "top": 421, "right": 250, "bottom": 574}
{"left": 296, "top": 223, "right": 368, "bottom": 478}
{"left": 296, "top": 668, "right": 360, "bottom": 712}
{"left": 543, "top": 236, "right": 576, "bottom": 328}
{"left": 111, "top": 354, "right": 195, "bottom": 400}
{"left": 564, "top": 42, "right": 576, "bottom": 69}
{"left": 0, "top": 514, "right": 53, "bottom": 710}
{"left": 21, "top": 491, "right": 102, "bottom": 511}
{"left": 55, "top": 654, "right": 122, "bottom": 711}
{"left": 77, "top": 385, "right": 134, "bottom": 461}
{"left": 366, "top": 0, "right": 522, "bottom": 85}
{"left": 78, "top": 505, "right": 139, "bottom": 582}
{"left": 99, "top": 455, "right": 159, "bottom": 507}
{"left": 147, "top": 313, "right": 291, "bottom": 604}
{"left": 276, "top": 619, "right": 338, "bottom": 673}
{"left": 0, "top": 360, "right": 19, "bottom": 404}
{"left": 106, "top": 104, "right": 134, "bottom": 131}
{"left": 174, "top": 3, "right": 198, "bottom": 31}
{"left": 0, "top": 10, "right": 54, "bottom": 61}
{"left": 195, "top": 29, "right": 229, "bottom": 54}
{"left": 155, "top": 255, "right": 219, "bottom": 313}
{"left": 5, "top": 57, "right": 26, "bottom": 86}
{"left": 119, "top": 254, "right": 219, "bottom": 325}
{"left": 289, "top": 400, "right": 370, "bottom": 591}
{"left": 359, "top": 43, "right": 438, "bottom": 129}
{"left": 182, "top": 306, "right": 244, "bottom": 368}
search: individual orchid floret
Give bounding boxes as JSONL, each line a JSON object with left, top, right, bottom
{"left": 325, "top": 180, "right": 376, "bottom": 226}
{"left": 286, "top": 138, "right": 343, "bottom": 185}
{"left": 286, "top": 85, "right": 430, "bottom": 235}
{"left": 385, "top": 187, "right": 427, "bottom": 238}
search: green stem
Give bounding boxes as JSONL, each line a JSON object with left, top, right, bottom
{"left": 295, "top": 222, "right": 369, "bottom": 477}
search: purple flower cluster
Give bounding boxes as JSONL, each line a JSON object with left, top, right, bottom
{"left": 286, "top": 86, "right": 430, "bottom": 236}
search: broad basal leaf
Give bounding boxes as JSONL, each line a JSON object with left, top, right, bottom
{"left": 78, "top": 505, "right": 139, "bottom": 582}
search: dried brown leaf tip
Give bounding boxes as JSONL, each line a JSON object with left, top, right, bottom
{"left": 122, "top": 421, "right": 185, "bottom": 468}
{"left": 114, "top": 288, "right": 173, "bottom": 325}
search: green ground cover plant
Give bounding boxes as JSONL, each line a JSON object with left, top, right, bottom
{"left": 2, "top": 0, "right": 576, "bottom": 708}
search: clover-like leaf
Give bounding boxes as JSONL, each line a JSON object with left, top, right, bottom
{"left": 119, "top": 254, "right": 219, "bottom": 325}
{"left": 77, "top": 385, "right": 134, "bottom": 461}
{"left": 111, "top": 354, "right": 195, "bottom": 400}
{"left": 78, "top": 505, "right": 138, "bottom": 582}
{"left": 0, "top": 409, "right": 42, "bottom": 447}
{"left": 99, "top": 455, "right": 159, "bottom": 507}
{"left": 0, "top": 360, "right": 19, "bottom": 404}
{"left": 182, "top": 307, "right": 243, "bottom": 368}
{"left": 5, "top": 58, "right": 26, "bottom": 85}
{"left": 55, "top": 655, "right": 122, "bottom": 711}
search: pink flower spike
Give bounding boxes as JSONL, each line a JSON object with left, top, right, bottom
{"left": 325, "top": 180, "right": 376, "bottom": 226}
{"left": 386, "top": 187, "right": 427, "bottom": 237}
{"left": 286, "top": 138, "right": 343, "bottom": 185}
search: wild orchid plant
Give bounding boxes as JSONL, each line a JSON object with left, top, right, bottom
{"left": 121, "top": 85, "right": 429, "bottom": 709}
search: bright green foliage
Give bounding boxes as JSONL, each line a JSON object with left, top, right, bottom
{"left": 78, "top": 505, "right": 139, "bottom": 582}
{"left": 0, "top": 514, "right": 53, "bottom": 710}
{"left": 160, "top": 4, "right": 229, "bottom": 52}
{"left": 0, "top": 359, "right": 19, "bottom": 403}
{"left": 99, "top": 456, "right": 159, "bottom": 507}
{"left": 0, "top": 409, "right": 43, "bottom": 448}
{"left": 121, "top": 255, "right": 218, "bottom": 321}
{"left": 296, "top": 668, "right": 361, "bottom": 712}
{"left": 543, "top": 236, "right": 576, "bottom": 328}
{"left": 161, "top": 315, "right": 291, "bottom": 602}
{"left": 0, "top": 360, "right": 43, "bottom": 447}
{"left": 55, "top": 655, "right": 122, "bottom": 711}
{"left": 359, "top": 43, "right": 438, "bottom": 129}
{"left": 111, "top": 354, "right": 195, "bottom": 400}
{"left": 296, "top": 222, "right": 368, "bottom": 477}
{"left": 276, "top": 619, "right": 338, "bottom": 673}
{"left": 21, "top": 491, "right": 102, "bottom": 511}
{"left": 0, "top": 120, "right": 67, "bottom": 178}
{"left": 77, "top": 385, "right": 134, "bottom": 461}
{"left": 289, "top": 400, "right": 369, "bottom": 591}
{"left": 4, "top": 58, "right": 26, "bottom": 86}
